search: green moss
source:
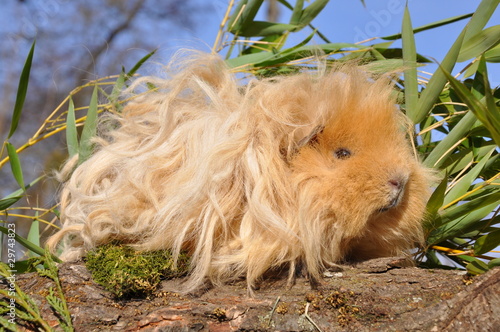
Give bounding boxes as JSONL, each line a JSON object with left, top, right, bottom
{"left": 85, "top": 244, "right": 190, "bottom": 299}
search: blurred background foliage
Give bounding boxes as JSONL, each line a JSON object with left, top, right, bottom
{"left": 0, "top": 0, "right": 499, "bottom": 275}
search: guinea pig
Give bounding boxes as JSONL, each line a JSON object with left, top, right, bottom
{"left": 47, "top": 52, "right": 434, "bottom": 294}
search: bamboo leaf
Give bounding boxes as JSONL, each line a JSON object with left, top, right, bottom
{"left": 426, "top": 175, "right": 448, "bottom": 219}
{"left": 27, "top": 216, "right": 40, "bottom": 257}
{"left": 290, "top": 0, "right": 304, "bottom": 25}
{"left": 227, "top": 42, "right": 364, "bottom": 68}
{"left": 66, "top": 97, "right": 79, "bottom": 158}
{"left": 464, "top": 257, "right": 489, "bottom": 275}
{"left": 412, "top": 0, "right": 497, "bottom": 124}
{"left": 226, "top": 51, "right": 276, "bottom": 68}
{"left": 374, "top": 47, "right": 431, "bottom": 63}
{"left": 0, "top": 196, "right": 23, "bottom": 211}
{"left": 235, "top": 21, "right": 297, "bottom": 37}
{"left": 0, "top": 176, "right": 43, "bottom": 210}
{"left": 362, "top": 59, "right": 405, "bottom": 74}
{"left": 414, "top": 28, "right": 466, "bottom": 124}
{"left": 458, "top": 25, "right": 500, "bottom": 62}
{"left": 258, "top": 43, "right": 363, "bottom": 67}
{"left": 485, "top": 44, "right": 500, "bottom": 62}
{"left": 242, "top": 34, "right": 288, "bottom": 54}
{"left": 442, "top": 60, "right": 500, "bottom": 146}
{"left": 108, "top": 68, "right": 126, "bottom": 103}
{"left": 401, "top": 5, "right": 418, "bottom": 122}
{"left": 229, "top": 0, "right": 265, "bottom": 34}
{"left": 474, "top": 229, "right": 500, "bottom": 255}
{"left": 442, "top": 142, "right": 496, "bottom": 176}
{"left": 126, "top": 49, "right": 156, "bottom": 79}
{"left": 443, "top": 146, "right": 495, "bottom": 206}
{"left": 297, "top": 0, "right": 330, "bottom": 29}
{"left": 0, "top": 226, "right": 61, "bottom": 262}
{"left": 79, "top": 85, "right": 99, "bottom": 164}
{"left": 8, "top": 40, "right": 35, "bottom": 139}
{"left": 428, "top": 193, "right": 500, "bottom": 243}
{"left": 462, "top": 0, "right": 499, "bottom": 42}
{"left": 423, "top": 111, "right": 477, "bottom": 168}
{"left": 467, "top": 178, "right": 500, "bottom": 201}
{"left": 480, "top": 57, "right": 500, "bottom": 144}
{"left": 226, "top": 0, "right": 247, "bottom": 31}
{"left": 6, "top": 143, "right": 25, "bottom": 191}
{"left": 488, "top": 258, "right": 500, "bottom": 268}
{"left": 471, "top": 55, "right": 488, "bottom": 99}
{"left": 382, "top": 13, "right": 473, "bottom": 41}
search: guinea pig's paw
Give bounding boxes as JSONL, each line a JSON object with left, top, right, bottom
{"left": 379, "top": 174, "right": 409, "bottom": 212}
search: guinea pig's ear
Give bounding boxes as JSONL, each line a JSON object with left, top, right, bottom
{"left": 284, "top": 125, "right": 324, "bottom": 162}
{"left": 297, "top": 125, "right": 324, "bottom": 149}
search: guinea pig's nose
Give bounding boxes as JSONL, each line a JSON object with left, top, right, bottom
{"left": 389, "top": 179, "right": 403, "bottom": 189}
{"left": 388, "top": 175, "right": 408, "bottom": 191}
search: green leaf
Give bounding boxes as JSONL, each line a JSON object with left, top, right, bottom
{"left": 362, "top": 59, "right": 405, "bottom": 74}
{"left": 108, "top": 68, "right": 126, "bottom": 104}
{"left": 297, "top": 0, "right": 330, "bottom": 29}
{"left": 425, "top": 175, "right": 448, "bottom": 219}
{"left": 401, "top": 5, "right": 418, "bottom": 122}
{"left": 442, "top": 143, "right": 496, "bottom": 176}
{"left": 242, "top": 34, "right": 288, "bottom": 54}
{"left": 229, "top": 0, "right": 328, "bottom": 37}
{"left": 442, "top": 59, "right": 500, "bottom": 146}
{"left": 0, "top": 226, "right": 61, "bottom": 262}
{"left": 0, "top": 196, "right": 23, "bottom": 211}
{"left": 374, "top": 47, "right": 431, "bottom": 63}
{"left": 484, "top": 43, "right": 500, "bottom": 62}
{"left": 488, "top": 258, "right": 500, "bottom": 269}
{"left": 443, "top": 146, "right": 495, "bottom": 207}
{"left": 226, "top": 42, "right": 364, "bottom": 68}
{"left": 422, "top": 249, "right": 441, "bottom": 268}
{"left": 126, "top": 49, "right": 156, "bottom": 79}
{"left": 428, "top": 193, "right": 500, "bottom": 243}
{"left": 66, "top": 97, "right": 79, "bottom": 158}
{"left": 290, "top": 0, "right": 304, "bottom": 25}
{"left": 235, "top": 21, "right": 297, "bottom": 37}
{"left": 228, "top": 0, "right": 265, "bottom": 34}
{"left": 382, "top": 13, "right": 474, "bottom": 41}
{"left": 414, "top": 28, "right": 466, "bottom": 125}
{"left": 13, "top": 258, "right": 41, "bottom": 274}
{"left": 463, "top": 0, "right": 499, "bottom": 43}
{"left": 458, "top": 25, "right": 500, "bottom": 62}
{"left": 423, "top": 175, "right": 447, "bottom": 234}
{"left": 413, "top": 0, "right": 497, "bottom": 125}
{"left": 464, "top": 256, "right": 489, "bottom": 275}
{"left": 226, "top": 0, "right": 247, "bottom": 32}
{"left": 471, "top": 54, "right": 488, "bottom": 99}
{"left": 0, "top": 176, "right": 43, "bottom": 210}
{"left": 8, "top": 40, "right": 35, "bottom": 139}
{"left": 78, "top": 84, "right": 99, "bottom": 164}
{"left": 474, "top": 229, "right": 500, "bottom": 255}
{"left": 27, "top": 216, "right": 40, "bottom": 257}
{"left": 423, "top": 111, "right": 477, "bottom": 168}
{"left": 6, "top": 142, "right": 25, "bottom": 191}
{"left": 226, "top": 51, "right": 276, "bottom": 69}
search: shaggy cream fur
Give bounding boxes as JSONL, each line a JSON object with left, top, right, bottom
{"left": 48, "top": 53, "right": 433, "bottom": 293}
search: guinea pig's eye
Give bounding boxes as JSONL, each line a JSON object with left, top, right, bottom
{"left": 334, "top": 148, "right": 351, "bottom": 160}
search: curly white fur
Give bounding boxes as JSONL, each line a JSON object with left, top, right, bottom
{"left": 48, "top": 52, "right": 433, "bottom": 293}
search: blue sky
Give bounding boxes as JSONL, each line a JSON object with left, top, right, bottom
{"left": 165, "top": 0, "right": 499, "bottom": 85}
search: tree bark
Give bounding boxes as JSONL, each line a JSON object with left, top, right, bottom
{"left": 4, "top": 257, "right": 499, "bottom": 331}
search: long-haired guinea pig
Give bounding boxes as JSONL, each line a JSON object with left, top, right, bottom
{"left": 47, "top": 52, "right": 434, "bottom": 293}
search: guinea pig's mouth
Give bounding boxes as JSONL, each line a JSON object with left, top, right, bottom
{"left": 378, "top": 188, "right": 405, "bottom": 212}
